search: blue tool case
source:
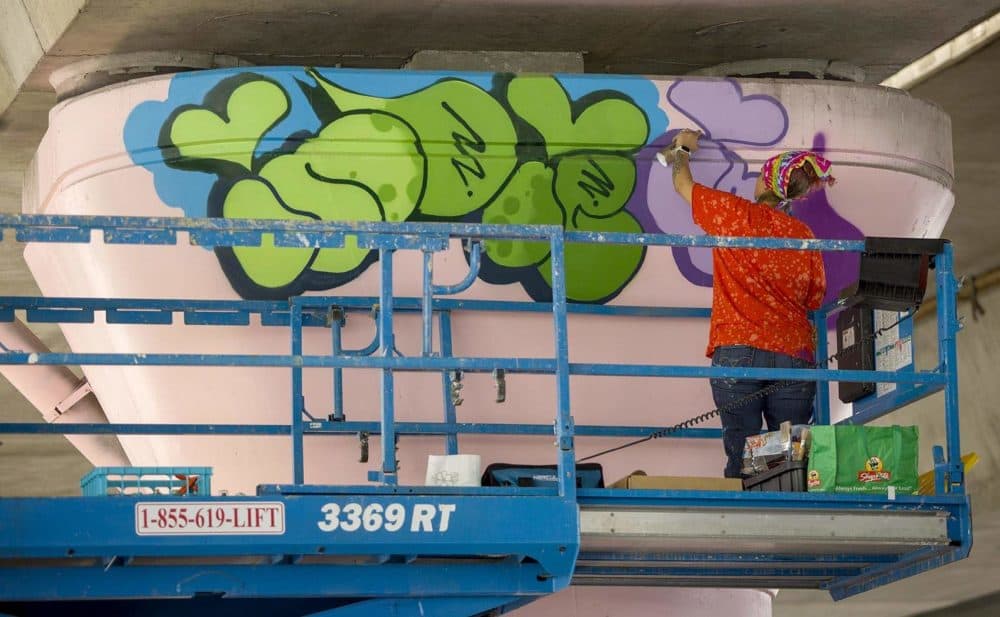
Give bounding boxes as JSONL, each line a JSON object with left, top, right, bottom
{"left": 481, "top": 463, "right": 605, "bottom": 488}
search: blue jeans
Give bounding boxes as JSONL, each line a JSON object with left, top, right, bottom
{"left": 710, "top": 345, "right": 816, "bottom": 478}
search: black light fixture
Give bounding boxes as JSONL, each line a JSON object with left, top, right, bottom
{"left": 840, "top": 237, "right": 948, "bottom": 312}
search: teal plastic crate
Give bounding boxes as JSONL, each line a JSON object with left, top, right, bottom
{"left": 81, "top": 467, "right": 212, "bottom": 497}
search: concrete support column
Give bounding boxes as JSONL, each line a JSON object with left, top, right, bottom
{"left": 0, "top": 319, "right": 127, "bottom": 467}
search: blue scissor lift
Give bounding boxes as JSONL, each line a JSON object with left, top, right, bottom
{"left": 0, "top": 215, "right": 972, "bottom": 616}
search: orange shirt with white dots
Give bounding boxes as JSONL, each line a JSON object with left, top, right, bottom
{"left": 691, "top": 183, "right": 827, "bottom": 360}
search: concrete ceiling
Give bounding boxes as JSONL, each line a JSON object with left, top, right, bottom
{"left": 17, "top": 0, "right": 1000, "bottom": 87}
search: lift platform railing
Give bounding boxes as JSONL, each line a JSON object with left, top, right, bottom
{"left": 0, "top": 214, "right": 964, "bottom": 498}
{"left": 0, "top": 214, "right": 972, "bottom": 606}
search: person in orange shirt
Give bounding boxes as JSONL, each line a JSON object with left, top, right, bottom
{"left": 658, "top": 129, "right": 834, "bottom": 477}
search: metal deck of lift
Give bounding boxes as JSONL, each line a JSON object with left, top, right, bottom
{"left": 0, "top": 215, "right": 971, "bottom": 616}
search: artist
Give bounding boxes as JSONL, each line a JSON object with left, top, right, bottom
{"left": 658, "top": 129, "right": 833, "bottom": 477}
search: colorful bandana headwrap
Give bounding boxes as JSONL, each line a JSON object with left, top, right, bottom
{"left": 760, "top": 150, "right": 835, "bottom": 202}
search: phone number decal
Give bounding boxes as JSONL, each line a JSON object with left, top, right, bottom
{"left": 135, "top": 502, "right": 285, "bottom": 535}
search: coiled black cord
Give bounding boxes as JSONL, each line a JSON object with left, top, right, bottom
{"left": 576, "top": 312, "right": 912, "bottom": 463}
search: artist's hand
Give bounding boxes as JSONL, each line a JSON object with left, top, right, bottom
{"left": 673, "top": 128, "right": 702, "bottom": 152}
{"left": 656, "top": 129, "right": 703, "bottom": 167}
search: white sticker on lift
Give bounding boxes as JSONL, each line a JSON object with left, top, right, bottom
{"left": 873, "top": 310, "right": 914, "bottom": 397}
{"left": 842, "top": 326, "right": 856, "bottom": 349}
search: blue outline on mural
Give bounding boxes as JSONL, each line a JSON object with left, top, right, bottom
{"left": 125, "top": 67, "right": 667, "bottom": 303}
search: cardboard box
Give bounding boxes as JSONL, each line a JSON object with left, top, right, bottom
{"left": 609, "top": 471, "right": 742, "bottom": 491}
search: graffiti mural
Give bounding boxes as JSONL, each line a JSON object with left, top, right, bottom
{"left": 128, "top": 69, "right": 663, "bottom": 302}
{"left": 125, "top": 69, "right": 864, "bottom": 305}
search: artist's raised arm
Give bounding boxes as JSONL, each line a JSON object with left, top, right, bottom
{"left": 656, "top": 129, "right": 702, "bottom": 205}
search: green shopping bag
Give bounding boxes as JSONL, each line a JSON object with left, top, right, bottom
{"left": 807, "top": 425, "right": 919, "bottom": 494}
